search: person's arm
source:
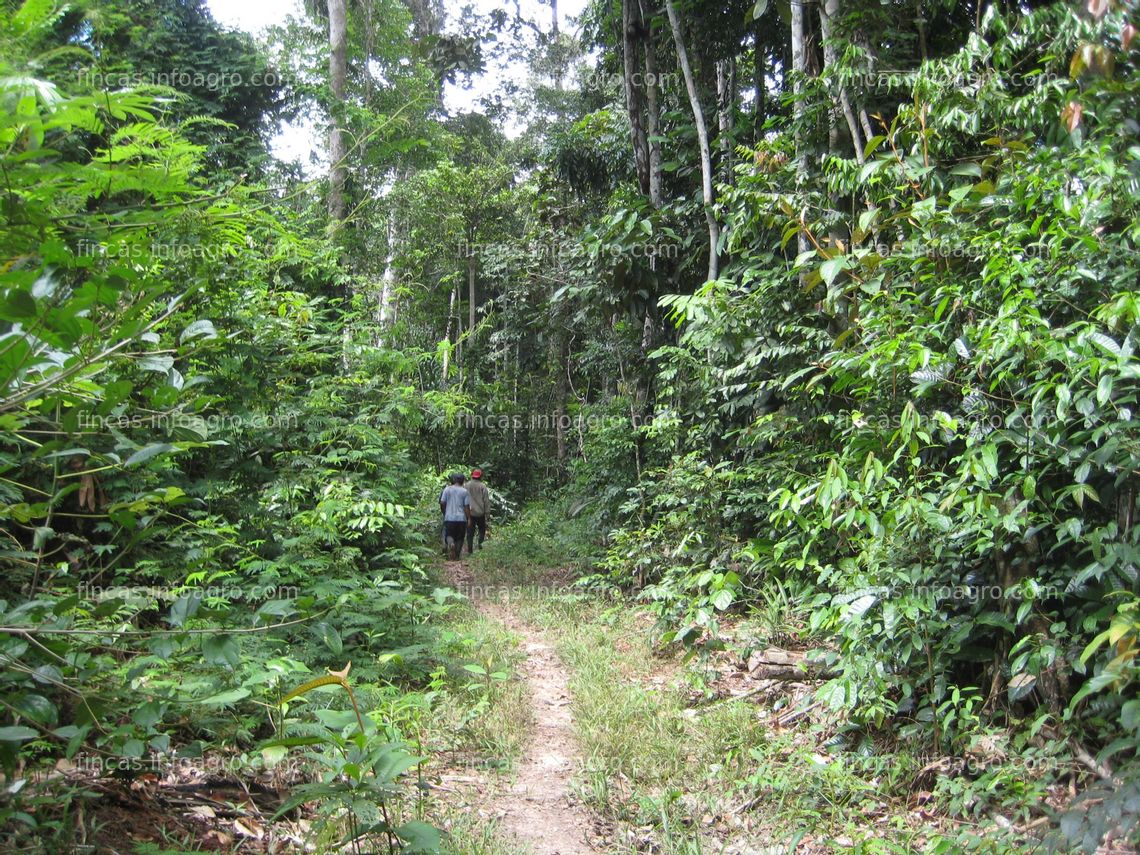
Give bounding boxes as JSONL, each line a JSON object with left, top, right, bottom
{"left": 464, "top": 492, "right": 471, "bottom": 523}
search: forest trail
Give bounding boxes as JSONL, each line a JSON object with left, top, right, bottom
{"left": 444, "top": 559, "right": 598, "bottom": 855}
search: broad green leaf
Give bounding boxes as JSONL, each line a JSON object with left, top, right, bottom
{"left": 0, "top": 726, "right": 39, "bottom": 742}
{"left": 201, "top": 634, "right": 240, "bottom": 669}
{"left": 124, "top": 443, "right": 176, "bottom": 467}
{"left": 197, "top": 687, "right": 250, "bottom": 706}
{"left": 396, "top": 820, "right": 441, "bottom": 853}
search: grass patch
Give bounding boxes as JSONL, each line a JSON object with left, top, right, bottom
{"left": 465, "top": 504, "right": 598, "bottom": 586}
{"left": 526, "top": 593, "right": 1041, "bottom": 854}
{"left": 406, "top": 583, "right": 531, "bottom": 853}
{"left": 426, "top": 605, "right": 530, "bottom": 769}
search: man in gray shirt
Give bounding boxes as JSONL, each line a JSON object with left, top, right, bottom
{"left": 439, "top": 473, "right": 471, "bottom": 561}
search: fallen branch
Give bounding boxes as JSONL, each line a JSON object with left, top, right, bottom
{"left": 1071, "top": 739, "right": 1117, "bottom": 784}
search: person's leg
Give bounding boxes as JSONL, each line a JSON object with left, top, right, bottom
{"left": 475, "top": 515, "right": 487, "bottom": 549}
{"left": 465, "top": 517, "right": 475, "bottom": 555}
{"left": 445, "top": 521, "right": 465, "bottom": 560}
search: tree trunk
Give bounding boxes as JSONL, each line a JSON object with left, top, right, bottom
{"left": 467, "top": 252, "right": 476, "bottom": 342}
{"left": 664, "top": 0, "right": 719, "bottom": 282}
{"left": 379, "top": 211, "right": 395, "bottom": 327}
{"left": 747, "top": 648, "right": 834, "bottom": 681}
{"left": 552, "top": 330, "right": 568, "bottom": 471}
{"left": 753, "top": 29, "right": 766, "bottom": 133}
{"left": 819, "top": 0, "right": 865, "bottom": 164}
{"left": 622, "top": 0, "right": 650, "bottom": 195}
{"left": 915, "top": 0, "right": 928, "bottom": 62}
{"left": 551, "top": 0, "right": 563, "bottom": 89}
{"left": 852, "top": 27, "right": 877, "bottom": 142}
{"left": 820, "top": 0, "right": 851, "bottom": 333}
{"left": 716, "top": 58, "right": 736, "bottom": 187}
{"left": 640, "top": 0, "right": 663, "bottom": 207}
{"left": 790, "top": 0, "right": 810, "bottom": 262}
{"left": 442, "top": 283, "right": 456, "bottom": 385}
{"left": 327, "top": 0, "right": 348, "bottom": 227}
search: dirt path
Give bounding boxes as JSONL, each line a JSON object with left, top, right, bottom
{"left": 445, "top": 560, "right": 598, "bottom": 855}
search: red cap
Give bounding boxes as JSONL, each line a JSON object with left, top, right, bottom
{"left": 471, "top": 469, "right": 482, "bottom": 478}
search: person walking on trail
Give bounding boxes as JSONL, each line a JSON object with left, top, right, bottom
{"left": 439, "top": 473, "right": 450, "bottom": 549}
{"left": 439, "top": 473, "right": 470, "bottom": 561}
{"left": 465, "top": 469, "right": 489, "bottom": 554}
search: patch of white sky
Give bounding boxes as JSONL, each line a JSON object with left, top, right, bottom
{"left": 206, "top": 0, "right": 591, "bottom": 168}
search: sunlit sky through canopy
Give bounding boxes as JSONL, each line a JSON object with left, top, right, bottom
{"left": 206, "top": 0, "right": 591, "bottom": 165}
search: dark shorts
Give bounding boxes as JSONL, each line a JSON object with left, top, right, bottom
{"left": 444, "top": 520, "right": 467, "bottom": 543}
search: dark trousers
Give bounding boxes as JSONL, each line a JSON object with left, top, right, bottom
{"left": 444, "top": 520, "right": 467, "bottom": 557}
{"left": 466, "top": 515, "right": 486, "bottom": 552}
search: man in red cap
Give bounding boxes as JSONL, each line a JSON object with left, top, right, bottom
{"left": 465, "top": 469, "right": 489, "bottom": 554}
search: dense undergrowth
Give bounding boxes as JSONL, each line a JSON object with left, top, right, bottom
{"left": 576, "top": 5, "right": 1140, "bottom": 850}
{"left": 0, "top": 4, "right": 483, "bottom": 850}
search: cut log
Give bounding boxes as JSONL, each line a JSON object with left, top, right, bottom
{"left": 746, "top": 647, "right": 832, "bottom": 681}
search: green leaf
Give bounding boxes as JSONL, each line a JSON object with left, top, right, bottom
{"left": 0, "top": 289, "right": 37, "bottom": 319}
{"left": 255, "top": 599, "right": 297, "bottom": 621}
{"left": 314, "top": 622, "right": 342, "bottom": 655}
{"left": 12, "top": 694, "right": 57, "bottom": 727}
{"left": 197, "top": 687, "right": 250, "bottom": 706}
{"left": 0, "top": 726, "right": 39, "bottom": 742}
{"left": 169, "top": 592, "right": 201, "bottom": 627}
{"left": 396, "top": 820, "right": 441, "bottom": 853}
{"left": 949, "top": 162, "right": 983, "bottom": 177}
{"left": 314, "top": 708, "right": 360, "bottom": 731}
{"left": 201, "top": 634, "right": 240, "bottom": 669}
{"left": 261, "top": 744, "right": 289, "bottom": 766}
{"left": 1097, "top": 374, "right": 1113, "bottom": 405}
{"left": 711, "top": 588, "right": 734, "bottom": 610}
{"left": 845, "top": 594, "right": 877, "bottom": 620}
{"left": 1121, "top": 700, "right": 1140, "bottom": 733}
{"left": 138, "top": 355, "right": 175, "bottom": 373}
{"left": 820, "top": 257, "right": 848, "bottom": 287}
{"left": 124, "top": 443, "right": 177, "bottom": 467}
{"left": 1071, "top": 483, "right": 1099, "bottom": 509}
{"left": 180, "top": 319, "right": 217, "bottom": 343}
{"left": 858, "top": 157, "right": 888, "bottom": 183}
{"left": 862, "top": 136, "right": 887, "bottom": 159}
{"left": 1089, "top": 332, "right": 1121, "bottom": 357}
{"left": 1007, "top": 672, "right": 1036, "bottom": 702}
{"left": 373, "top": 746, "right": 424, "bottom": 782}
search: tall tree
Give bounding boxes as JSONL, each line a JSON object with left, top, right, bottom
{"left": 640, "top": 0, "right": 664, "bottom": 207}
{"left": 790, "top": 0, "right": 810, "bottom": 262}
{"left": 818, "top": 0, "right": 865, "bottom": 164}
{"left": 664, "top": 0, "right": 718, "bottom": 282}
{"left": 327, "top": 0, "right": 348, "bottom": 228}
{"left": 622, "top": 0, "right": 651, "bottom": 196}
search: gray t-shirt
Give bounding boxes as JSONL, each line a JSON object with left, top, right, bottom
{"left": 440, "top": 485, "right": 470, "bottom": 522}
